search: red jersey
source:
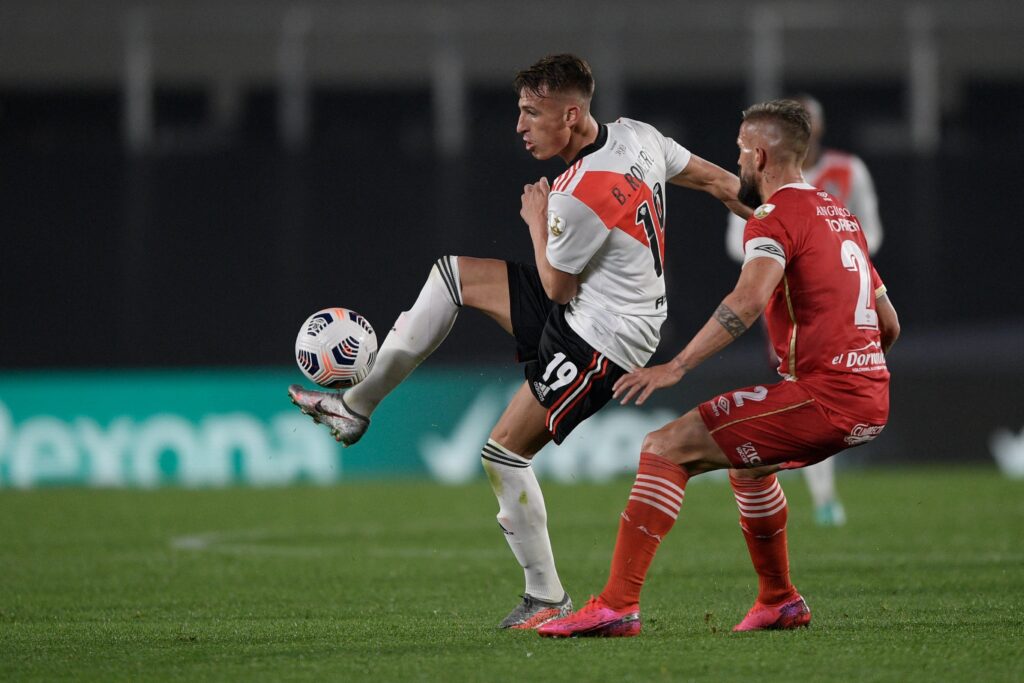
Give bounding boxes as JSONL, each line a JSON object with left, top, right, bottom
{"left": 742, "top": 183, "right": 889, "bottom": 423}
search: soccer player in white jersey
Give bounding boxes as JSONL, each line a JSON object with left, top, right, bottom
{"left": 724, "top": 94, "right": 885, "bottom": 527}
{"left": 289, "top": 54, "right": 751, "bottom": 629}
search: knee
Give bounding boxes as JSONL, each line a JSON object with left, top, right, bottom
{"left": 640, "top": 427, "right": 674, "bottom": 457}
{"left": 641, "top": 411, "right": 704, "bottom": 459}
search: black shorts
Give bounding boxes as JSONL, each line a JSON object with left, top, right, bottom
{"left": 507, "top": 262, "right": 627, "bottom": 444}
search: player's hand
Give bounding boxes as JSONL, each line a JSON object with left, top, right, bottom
{"left": 520, "top": 177, "right": 550, "bottom": 229}
{"left": 612, "top": 362, "right": 685, "bottom": 406}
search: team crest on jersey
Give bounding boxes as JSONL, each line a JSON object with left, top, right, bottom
{"left": 753, "top": 203, "right": 776, "bottom": 219}
{"left": 547, "top": 211, "right": 565, "bottom": 237}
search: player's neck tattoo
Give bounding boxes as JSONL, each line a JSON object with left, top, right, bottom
{"left": 714, "top": 303, "right": 748, "bottom": 339}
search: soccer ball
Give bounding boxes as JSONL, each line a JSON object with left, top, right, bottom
{"left": 295, "top": 308, "right": 378, "bottom": 388}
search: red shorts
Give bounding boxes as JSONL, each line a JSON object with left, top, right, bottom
{"left": 697, "top": 380, "right": 886, "bottom": 470}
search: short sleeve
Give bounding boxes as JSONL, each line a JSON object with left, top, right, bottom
{"left": 619, "top": 117, "right": 691, "bottom": 178}
{"left": 545, "top": 192, "right": 610, "bottom": 275}
{"left": 871, "top": 263, "right": 887, "bottom": 298}
{"left": 661, "top": 136, "right": 692, "bottom": 178}
{"left": 742, "top": 208, "right": 791, "bottom": 270}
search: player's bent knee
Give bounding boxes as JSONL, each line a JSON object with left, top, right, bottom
{"left": 642, "top": 411, "right": 707, "bottom": 456}
{"left": 640, "top": 427, "right": 674, "bottom": 458}
{"left": 641, "top": 411, "right": 727, "bottom": 477}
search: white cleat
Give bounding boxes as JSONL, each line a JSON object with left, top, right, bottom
{"left": 288, "top": 384, "right": 370, "bottom": 446}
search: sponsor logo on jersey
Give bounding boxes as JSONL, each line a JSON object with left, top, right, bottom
{"left": 844, "top": 423, "right": 885, "bottom": 446}
{"left": 533, "top": 381, "right": 551, "bottom": 401}
{"left": 547, "top": 211, "right": 565, "bottom": 237}
{"left": 753, "top": 242, "right": 785, "bottom": 259}
{"left": 735, "top": 441, "right": 762, "bottom": 465}
{"left": 753, "top": 203, "right": 776, "bottom": 219}
{"left": 709, "top": 395, "right": 731, "bottom": 417}
{"left": 830, "top": 341, "right": 887, "bottom": 373}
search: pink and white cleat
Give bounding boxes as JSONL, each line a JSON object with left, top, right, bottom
{"left": 288, "top": 384, "right": 369, "bottom": 446}
{"left": 732, "top": 594, "right": 811, "bottom": 632}
{"left": 537, "top": 596, "right": 641, "bottom": 638}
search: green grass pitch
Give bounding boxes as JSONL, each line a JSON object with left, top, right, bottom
{"left": 1, "top": 467, "right": 1021, "bottom": 682}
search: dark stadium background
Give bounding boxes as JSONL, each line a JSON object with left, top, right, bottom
{"left": 2, "top": 0, "right": 1023, "bottom": 465}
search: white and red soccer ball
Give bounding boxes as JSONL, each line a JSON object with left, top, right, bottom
{"left": 295, "top": 308, "right": 377, "bottom": 388}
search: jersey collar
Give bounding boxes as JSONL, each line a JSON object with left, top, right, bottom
{"left": 569, "top": 124, "right": 608, "bottom": 165}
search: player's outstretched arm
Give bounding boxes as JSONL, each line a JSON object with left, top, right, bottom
{"left": 613, "top": 258, "right": 783, "bottom": 406}
{"left": 668, "top": 154, "right": 752, "bottom": 220}
{"left": 521, "top": 177, "right": 578, "bottom": 303}
{"left": 877, "top": 293, "right": 900, "bottom": 353}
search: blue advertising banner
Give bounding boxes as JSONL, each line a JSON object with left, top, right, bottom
{"left": 0, "top": 367, "right": 676, "bottom": 488}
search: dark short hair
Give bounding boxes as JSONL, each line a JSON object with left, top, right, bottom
{"left": 514, "top": 54, "right": 595, "bottom": 100}
{"left": 742, "top": 99, "right": 812, "bottom": 158}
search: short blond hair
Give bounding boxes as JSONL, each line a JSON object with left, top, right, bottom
{"left": 742, "top": 99, "right": 812, "bottom": 159}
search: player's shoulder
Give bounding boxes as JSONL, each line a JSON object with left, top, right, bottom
{"left": 612, "top": 116, "right": 647, "bottom": 131}
{"left": 551, "top": 159, "right": 586, "bottom": 196}
{"left": 747, "top": 184, "right": 818, "bottom": 226}
{"left": 611, "top": 117, "right": 664, "bottom": 141}
{"left": 549, "top": 166, "right": 623, "bottom": 227}
{"left": 750, "top": 202, "right": 779, "bottom": 221}
{"left": 551, "top": 129, "right": 623, "bottom": 198}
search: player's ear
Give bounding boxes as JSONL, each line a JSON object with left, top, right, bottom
{"left": 755, "top": 147, "right": 768, "bottom": 172}
{"left": 564, "top": 104, "right": 580, "bottom": 126}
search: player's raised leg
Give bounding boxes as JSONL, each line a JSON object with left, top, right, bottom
{"left": 344, "top": 254, "right": 480, "bottom": 417}
{"left": 290, "top": 256, "right": 510, "bottom": 444}
{"left": 484, "top": 383, "right": 572, "bottom": 629}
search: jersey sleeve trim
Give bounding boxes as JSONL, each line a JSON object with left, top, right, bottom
{"left": 875, "top": 284, "right": 888, "bottom": 298}
{"left": 742, "top": 237, "right": 787, "bottom": 269}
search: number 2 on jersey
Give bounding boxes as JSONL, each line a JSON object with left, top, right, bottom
{"left": 840, "top": 240, "right": 878, "bottom": 329}
{"left": 634, "top": 183, "right": 666, "bottom": 276}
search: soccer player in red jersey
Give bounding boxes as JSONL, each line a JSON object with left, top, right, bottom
{"left": 726, "top": 93, "right": 886, "bottom": 526}
{"left": 290, "top": 54, "right": 750, "bottom": 629}
{"left": 539, "top": 99, "right": 900, "bottom": 638}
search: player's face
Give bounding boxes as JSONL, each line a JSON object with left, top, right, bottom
{"left": 737, "top": 124, "right": 762, "bottom": 209}
{"left": 517, "top": 88, "right": 573, "bottom": 161}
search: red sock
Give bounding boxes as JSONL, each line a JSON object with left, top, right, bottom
{"left": 599, "top": 452, "right": 689, "bottom": 610}
{"left": 730, "top": 472, "right": 797, "bottom": 605}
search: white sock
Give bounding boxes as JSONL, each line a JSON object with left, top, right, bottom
{"left": 803, "top": 458, "right": 836, "bottom": 507}
{"left": 481, "top": 439, "right": 564, "bottom": 603}
{"left": 344, "top": 256, "right": 462, "bottom": 416}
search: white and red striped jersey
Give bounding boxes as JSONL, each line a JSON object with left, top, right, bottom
{"left": 546, "top": 118, "right": 691, "bottom": 370}
{"left": 726, "top": 148, "right": 883, "bottom": 261}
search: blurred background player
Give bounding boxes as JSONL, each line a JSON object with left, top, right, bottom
{"left": 725, "top": 93, "right": 885, "bottom": 527}
{"left": 289, "top": 54, "right": 750, "bottom": 629}
{"left": 539, "top": 99, "right": 899, "bottom": 638}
